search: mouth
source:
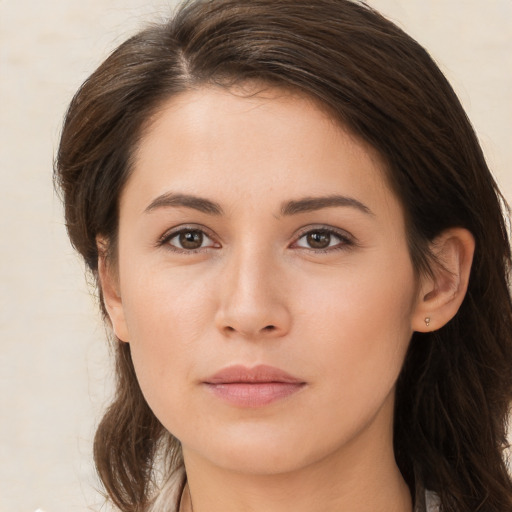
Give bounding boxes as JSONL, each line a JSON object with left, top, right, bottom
{"left": 203, "top": 364, "right": 306, "bottom": 407}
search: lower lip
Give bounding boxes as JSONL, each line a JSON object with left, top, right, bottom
{"left": 204, "top": 382, "right": 305, "bottom": 407}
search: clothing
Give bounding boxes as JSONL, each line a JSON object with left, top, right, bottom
{"left": 415, "top": 489, "right": 441, "bottom": 512}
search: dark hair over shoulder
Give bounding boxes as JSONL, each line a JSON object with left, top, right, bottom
{"left": 54, "top": 1, "right": 512, "bottom": 511}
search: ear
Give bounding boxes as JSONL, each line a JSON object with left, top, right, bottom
{"left": 412, "top": 228, "right": 475, "bottom": 332}
{"left": 97, "top": 237, "right": 130, "bottom": 342}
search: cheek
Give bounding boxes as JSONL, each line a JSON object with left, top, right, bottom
{"left": 121, "top": 258, "right": 216, "bottom": 334}
{"left": 301, "top": 254, "right": 417, "bottom": 403}
{"left": 119, "top": 264, "right": 217, "bottom": 405}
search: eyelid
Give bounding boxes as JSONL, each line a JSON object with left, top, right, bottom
{"left": 291, "top": 225, "right": 356, "bottom": 251}
{"left": 157, "top": 224, "right": 221, "bottom": 251}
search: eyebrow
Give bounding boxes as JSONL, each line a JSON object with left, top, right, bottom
{"left": 143, "top": 192, "right": 373, "bottom": 217}
{"left": 281, "top": 195, "right": 373, "bottom": 216}
{"left": 144, "top": 192, "right": 224, "bottom": 215}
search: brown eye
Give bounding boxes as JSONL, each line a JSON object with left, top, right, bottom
{"left": 306, "top": 231, "right": 331, "bottom": 249}
{"left": 165, "top": 229, "right": 216, "bottom": 251}
{"left": 179, "top": 230, "right": 204, "bottom": 249}
{"left": 294, "top": 228, "right": 351, "bottom": 251}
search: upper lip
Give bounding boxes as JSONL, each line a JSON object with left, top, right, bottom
{"left": 204, "top": 364, "right": 304, "bottom": 384}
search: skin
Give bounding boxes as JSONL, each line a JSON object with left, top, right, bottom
{"left": 100, "top": 85, "right": 474, "bottom": 512}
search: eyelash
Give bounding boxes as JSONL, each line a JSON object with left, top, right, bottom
{"left": 292, "top": 226, "right": 355, "bottom": 253}
{"left": 157, "top": 225, "right": 355, "bottom": 254}
{"left": 157, "top": 225, "right": 219, "bottom": 253}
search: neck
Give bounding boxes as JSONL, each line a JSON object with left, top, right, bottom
{"left": 180, "top": 398, "right": 412, "bottom": 512}
{"left": 181, "top": 467, "right": 411, "bottom": 512}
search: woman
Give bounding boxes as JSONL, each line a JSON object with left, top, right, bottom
{"left": 54, "top": 0, "right": 512, "bottom": 511}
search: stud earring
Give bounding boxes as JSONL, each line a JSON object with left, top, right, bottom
{"left": 425, "top": 317, "right": 431, "bottom": 327}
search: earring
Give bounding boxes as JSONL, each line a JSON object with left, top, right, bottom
{"left": 425, "top": 317, "right": 431, "bottom": 327}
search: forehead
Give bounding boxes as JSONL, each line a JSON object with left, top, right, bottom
{"left": 134, "top": 83, "right": 382, "bottom": 164}
{"left": 126, "top": 85, "right": 400, "bottom": 219}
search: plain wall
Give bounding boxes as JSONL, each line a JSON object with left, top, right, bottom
{"left": 0, "top": 1, "right": 510, "bottom": 511}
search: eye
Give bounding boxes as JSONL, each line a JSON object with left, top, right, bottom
{"left": 163, "top": 228, "right": 219, "bottom": 252}
{"left": 294, "top": 228, "right": 352, "bottom": 251}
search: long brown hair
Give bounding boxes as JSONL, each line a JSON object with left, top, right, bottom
{"left": 54, "top": 1, "right": 512, "bottom": 510}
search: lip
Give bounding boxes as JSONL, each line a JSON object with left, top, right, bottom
{"left": 203, "top": 364, "right": 306, "bottom": 407}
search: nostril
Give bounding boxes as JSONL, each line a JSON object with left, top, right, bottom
{"left": 263, "top": 325, "right": 276, "bottom": 331}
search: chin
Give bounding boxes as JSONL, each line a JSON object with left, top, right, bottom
{"left": 181, "top": 422, "right": 344, "bottom": 476}
{"left": 206, "top": 443, "right": 313, "bottom": 476}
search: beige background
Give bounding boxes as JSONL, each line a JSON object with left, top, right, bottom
{"left": 0, "top": 1, "right": 511, "bottom": 511}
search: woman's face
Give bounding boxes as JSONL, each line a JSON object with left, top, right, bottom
{"left": 106, "top": 86, "right": 424, "bottom": 476}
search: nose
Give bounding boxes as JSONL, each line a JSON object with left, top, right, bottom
{"left": 214, "top": 246, "right": 292, "bottom": 339}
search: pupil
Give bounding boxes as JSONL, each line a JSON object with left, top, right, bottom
{"left": 179, "top": 231, "right": 203, "bottom": 249}
{"left": 307, "top": 231, "right": 330, "bottom": 249}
